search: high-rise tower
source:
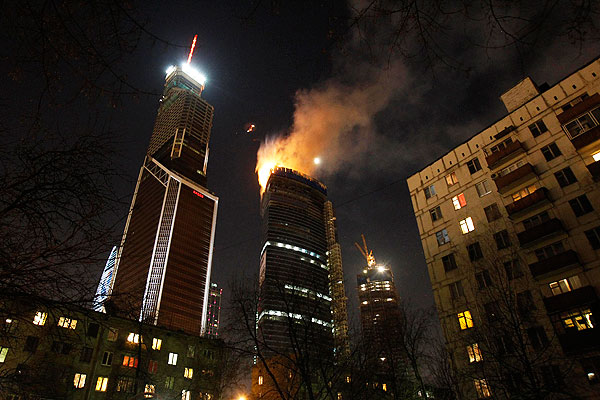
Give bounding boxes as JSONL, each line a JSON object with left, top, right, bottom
{"left": 107, "top": 63, "right": 218, "bottom": 336}
{"left": 257, "top": 167, "right": 349, "bottom": 358}
{"left": 205, "top": 282, "right": 222, "bottom": 338}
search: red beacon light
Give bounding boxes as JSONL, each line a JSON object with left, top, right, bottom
{"left": 193, "top": 190, "right": 204, "bottom": 198}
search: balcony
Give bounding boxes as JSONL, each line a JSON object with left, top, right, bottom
{"left": 529, "top": 250, "right": 579, "bottom": 279}
{"left": 485, "top": 140, "right": 525, "bottom": 169}
{"left": 571, "top": 125, "right": 600, "bottom": 150}
{"left": 543, "top": 286, "right": 598, "bottom": 314}
{"left": 517, "top": 218, "right": 565, "bottom": 247}
{"left": 493, "top": 163, "right": 536, "bottom": 193}
{"left": 558, "top": 329, "right": 600, "bottom": 354}
{"left": 586, "top": 160, "right": 600, "bottom": 181}
{"left": 506, "top": 188, "right": 550, "bottom": 217}
{"left": 557, "top": 93, "right": 600, "bottom": 125}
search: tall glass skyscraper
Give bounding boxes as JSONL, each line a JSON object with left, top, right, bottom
{"left": 257, "top": 167, "right": 349, "bottom": 357}
{"left": 106, "top": 64, "right": 218, "bottom": 335}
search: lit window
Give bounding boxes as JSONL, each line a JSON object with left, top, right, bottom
{"left": 184, "top": 367, "right": 194, "bottom": 379}
{"left": 593, "top": 151, "right": 600, "bottom": 162}
{"left": 145, "top": 384, "right": 155, "bottom": 398}
{"left": 382, "top": 383, "right": 387, "bottom": 391}
{"left": 446, "top": 172, "right": 458, "bottom": 186}
{"left": 474, "top": 378, "right": 491, "bottom": 398}
{"left": 57, "top": 317, "right": 77, "bottom": 329}
{"left": 74, "top": 373, "right": 86, "bottom": 388}
{"left": 549, "top": 275, "right": 581, "bottom": 296}
{"left": 0, "top": 347, "right": 8, "bottom": 363}
{"left": 459, "top": 217, "right": 475, "bottom": 234}
{"left": 458, "top": 311, "right": 473, "bottom": 330}
{"left": 561, "top": 308, "right": 594, "bottom": 331}
{"left": 511, "top": 184, "right": 537, "bottom": 202}
{"left": 152, "top": 338, "right": 162, "bottom": 350}
{"left": 452, "top": 193, "right": 466, "bottom": 210}
{"left": 182, "top": 390, "right": 191, "bottom": 400}
{"left": 123, "top": 355, "right": 138, "bottom": 368}
{"left": 95, "top": 377, "right": 109, "bottom": 392}
{"left": 345, "top": 376, "right": 351, "bottom": 383}
{"left": 168, "top": 352, "right": 178, "bottom": 365}
{"left": 165, "top": 376, "right": 175, "bottom": 389}
{"left": 107, "top": 328, "right": 118, "bottom": 341}
{"left": 33, "top": 312, "right": 47, "bottom": 326}
{"left": 338, "top": 393, "right": 343, "bottom": 400}
{"left": 467, "top": 343, "right": 482, "bottom": 363}
{"left": 127, "top": 332, "right": 140, "bottom": 344}
{"left": 258, "top": 375, "right": 264, "bottom": 385}
{"left": 361, "top": 300, "right": 368, "bottom": 305}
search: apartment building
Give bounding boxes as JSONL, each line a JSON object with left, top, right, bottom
{"left": 408, "top": 58, "right": 600, "bottom": 399}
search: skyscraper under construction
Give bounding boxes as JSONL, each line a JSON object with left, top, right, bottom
{"left": 106, "top": 63, "right": 218, "bottom": 336}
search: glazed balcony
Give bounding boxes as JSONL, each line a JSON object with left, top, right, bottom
{"left": 517, "top": 218, "right": 564, "bottom": 247}
{"left": 571, "top": 125, "right": 600, "bottom": 150}
{"left": 543, "top": 286, "right": 598, "bottom": 314}
{"left": 557, "top": 93, "right": 600, "bottom": 125}
{"left": 506, "top": 188, "right": 550, "bottom": 217}
{"left": 529, "top": 250, "right": 579, "bottom": 279}
{"left": 586, "top": 160, "right": 600, "bottom": 180}
{"left": 485, "top": 140, "right": 525, "bottom": 169}
{"left": 558, "top": 329, "right": 600, "bottom": 354}
{"left": 493, "top": 163, "right": 536, "bottom": 193}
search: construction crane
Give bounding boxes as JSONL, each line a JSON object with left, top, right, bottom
{"left": 355, "top": 234, "right": 376, "bottom": 267}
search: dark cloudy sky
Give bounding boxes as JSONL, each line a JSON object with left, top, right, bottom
{"left": 23, "top": 1, "right": 600, "bottom": 330}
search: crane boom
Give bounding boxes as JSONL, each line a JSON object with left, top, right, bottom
{"left": 355, "top": 234, "right": 376, "bottom": 267}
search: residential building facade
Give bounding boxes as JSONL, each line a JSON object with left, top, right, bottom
{"left": 408, "top": 58, "right": 600, "bottom": 398}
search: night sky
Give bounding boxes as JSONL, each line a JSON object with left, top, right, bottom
{"left": 16, "top": 1, "right": 600, "bottom": 331}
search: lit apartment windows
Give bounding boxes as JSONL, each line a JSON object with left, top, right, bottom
{"left": 561, "top": 308, "right": 594, "bottom": 331}
{"left": 549, "top": 275, "right": 582, "bottom": 295}
{"left": 95, "top": 377, "right": 108, "bottom": 392}
{"left": 484, "top": 203, "right": 501, "bottom": 222}
{"left": 467, "top": 158, "right": 482, "bottom": 174}
{"left": 152, "top": 338, "right": 162, "bottom": 350}
{"left": 57, "top": 317, "right": 77, "bottom": 329}
{"left": 458, "top": 311, "right": 473, "bottom": 330}
{"left": 529, "top": 119, "right": 548, "bottom": 137}
{"left": 436, "top": 229, "right": 450, "bottom": 245}
{"left": 424, "top": 184, "right": 436, "bottom": 199}
{"left": 555, "top": 167, "right": 578, "bottom": 187}
{"left": 101, "top": 351, "right": 113, "bottom": 366}
{"left": 511, "top": 184, "right": 537, "bottom": 202}
{"left": 165, "top": 376, "right": 175, "bottom": 389}
{"left": 476, "top": 271, "right": 492, "bottom": 289}
{"left": 535, "top": 241, "right": 565, "bottom": 260}
{"left": 73, "top": 373, "right": 86, "bottom": 389}
{"left": 446, "top": 172, "right": 459, "bottom": 186}
{"left": 569, "top": 194, "right": 594, "bottom": 217}
{"left": 467, "top": 242, "right": 483, "bottom": 261}
{"left": 107, "top": 328, "right": 118, "bottom": 341}
{"left": 127, "top": 332, "right": 140, "bottom": 344}
{"left": 527, "top": 326, "right": 549, "bottom": 350}
{"left": 475, "top": 180, "right": 492, "bottom": 197}
{"left": 459, "top": 217, "right": 475, "bottom": 234}
{"left": 467, "top": 343, "right": 482, "bottom": 363}
{"left": 117, "top": 376, "right": 135, "bottom": 393}
{"left": 0, "top": 347, "right": 8, "bottom": 362}
{"left": 594, "top": 151, "right": 600, "bottom": 162}
{"left": 541, "top": 142, "right": 562, "bottom": 161}
{"left": 430, "top": 206, "right": 443, "bottom": 222}
{"left": 123, "top": 355, "right": 138, "bottom": 368}
{"left": 33, "top": 311, "right": 47, "bottom": 326}
{"left": 168, "top": 352, "right": 178, "bottom": 365}
{"left": 563, "top": 106, "right": 600, "bottom": 139}
{"left": 494, "top": 229, "right": 511, "bottom": 250}
{"left": 503, "top": 260, "right": 523, "bottom": 280}
{"left": 442, "top": 253, "right": 458, "bottom": 272}
{"left": 449, "top": 281, "right": 464, "bottom": 300}
{"left": 452, "top": 193, "right": 467, "bottom": 209}
{"left": 146, "top": 384, "right": 156, "bottom": 397}
{"left": 474, "top": 378, "right": 491, "bottom": 397}
{"left": 522, "top": 211, "right": 550, "bottom": 230}
{"left": 585, "top": 226, "right": 600, "bottom": 249}
{"left": 258, "top": 375, "right": 264, "bottom": 385}
{"left": 182, "top": 390, "right": 191, "bottom": 400}
{"left": 184, "top": 367, "right": 194, "bottom": 379}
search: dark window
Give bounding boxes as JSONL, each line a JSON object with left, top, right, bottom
{"left": 554, "top": 167, "right": 578, "bottom": 187}
{"left": 51, "top": 341, "right": 72, "bottom": 355}
{"left": 484, "top": 203, "right": 502, "bottom": 222}
{"left": 436, "top": 229, "right": 450, "bottom": 245}
{"left": 449, "top": 281, "right": 464, "bottom": 300}
{"left": 476, "top": 271, "right": 492, "bottom": 289}
{"left": 116, "top": 376, "right": 135, "bottom": 393}
{"left": 541, "top": 365, "right": 564, "bottom": 388}
{"left": 535, "top": 242, "right": 565, "bottom": 261}
{"left": 497, "top": 335, "right": 514, "bottom": 355}
{"left": 503, "top": 260, "right": 523, "bottom": 280}
{"left": 580, "top": 357, "right": 600, "bottom": 385}
{"left": 484, "top": 301, "right": 500, "bottom": 322}
{"left": 24, "top": 336, "right": 39, "bottom": 353}
{"left": 101, "top": 351, "right": 113, "bottom": 366}
{"left": 430, "top": 206, "right": 443, "bottom": 222}
{"left": 522, "top": 211, "right": 550, "bottom": 230}
{"left": 517, "top": 290, "right": 536, "bottom": 316}
{"left": 541, "top": 143, "right": 562, "bottom": 161}
{"left": 585, "top": 227, "right": 600, "bottom": 249}
{"left": 494, "top": 230, "right": 511, "bottom": 249}
{"left": 81, "top": 347, "right": 93, "bottom": 363}
{"left": 529, "top": 120, "right": 548, "bottom": 137}
{"left": 527, "top": 326, "right": 549, "bottom": 350}
{"left": 467, "top": 242, "right": 483, "bottom": 261}
{"left": 467, "top": 158, "right": 482, "bottom": 174}
{"left": 87, "top": 323, "right": 99, "bottom": 338}
{"left": 442, "top": 254, "right": 458, "bottom": 272}
{"left": 569, "top": 194, "right": 594, "bottom": 217}
{"left": 424, "top": 184, "right": 436, "bottom": 199}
